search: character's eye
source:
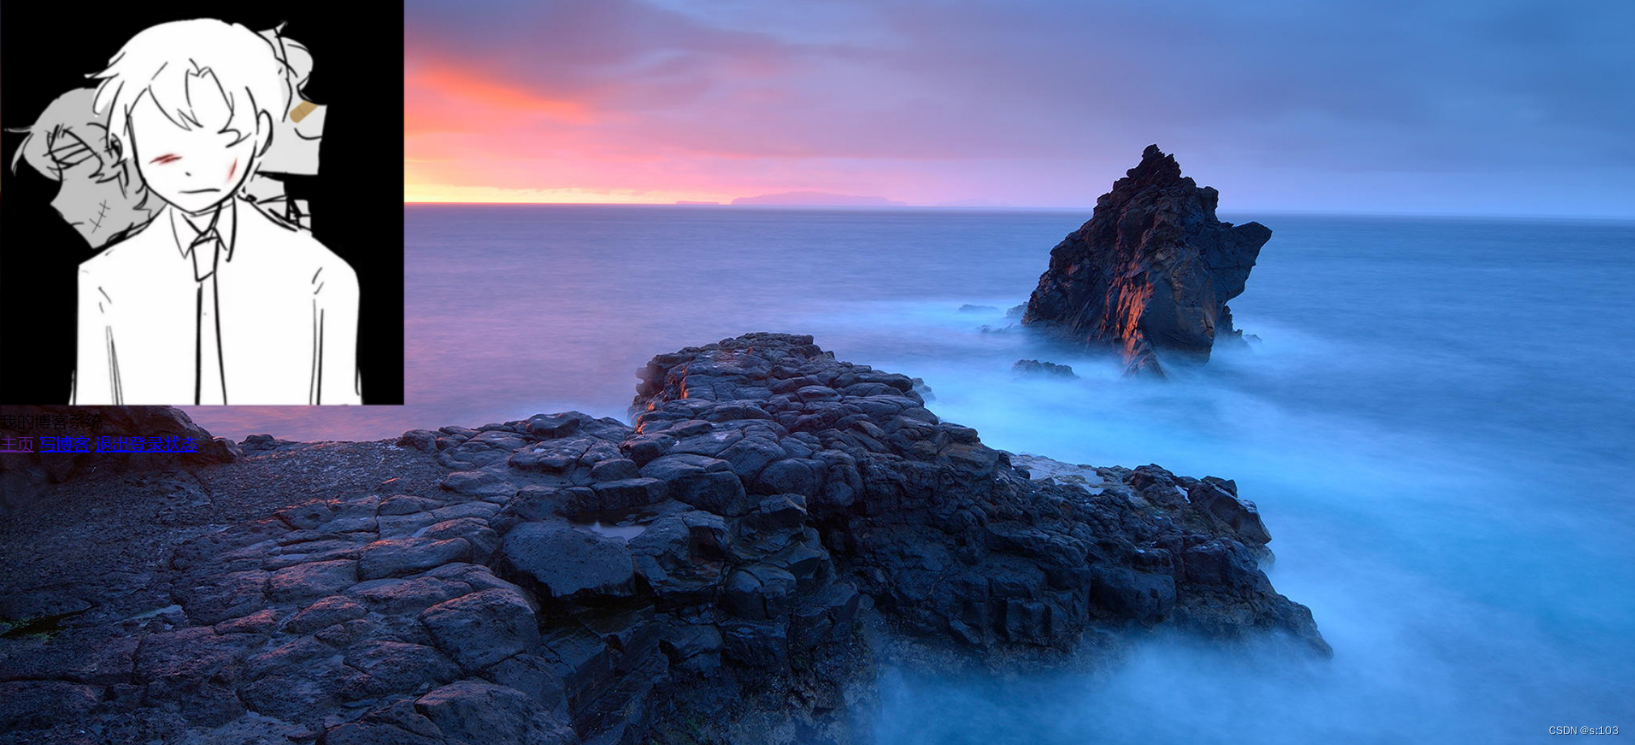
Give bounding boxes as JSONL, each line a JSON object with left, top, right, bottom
{"left": 150, "top": 154, "right": 182, "bottom": 165}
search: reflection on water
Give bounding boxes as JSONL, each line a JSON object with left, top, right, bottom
{"left": 191, "top": 206, "right": 1635, "bottom": 742}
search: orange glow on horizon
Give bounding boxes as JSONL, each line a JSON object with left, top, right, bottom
{"left": 410, "top": 66, "right": 592, "bottom": 125}
{"left": 402, "top": 60, "right": 907, "bottom": 207}
{"left": 403, "top": 184, "right": 737, "bottom": 205}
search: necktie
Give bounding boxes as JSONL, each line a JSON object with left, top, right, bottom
{"left": 190, "top": 228, "right": 227, "bottom": 404}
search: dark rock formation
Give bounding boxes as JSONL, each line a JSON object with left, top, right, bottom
{"left": 0, "top": 406, "right": 239, "bottom": 516}
{"left": 1022, "top": 145, "right": 1271, "bottom": 375}
{"left": 1012, "top": 359, "right": 1078, "bottom": 378}
{"left": 0, "top": 334, "right": 1325, "bottom": 744}
{"left": 240, "top": 433, "right": 302, "bottom": 455}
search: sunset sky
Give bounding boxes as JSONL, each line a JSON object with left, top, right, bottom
{"left": 404, "top": 0, "right": 1635, "bottom": 217}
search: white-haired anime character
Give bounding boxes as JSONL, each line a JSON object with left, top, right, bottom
{"left": 72, "top": 18, "right": 360, "bottom": 405}
{"left": 9, "top": 26, "right": 322, "bottom": 250}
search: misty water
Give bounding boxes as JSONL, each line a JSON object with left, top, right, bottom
{"left": 192, "top": 205, "right": 1635, "bottom": 742}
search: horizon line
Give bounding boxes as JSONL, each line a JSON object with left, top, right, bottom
{"left": 402, "top": 201, "right": 1635, "bottom": 221}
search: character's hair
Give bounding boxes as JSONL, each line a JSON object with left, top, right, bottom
{"left": 261, "top": 23, "right": 315, "bottom": 111}
{"left": 8, "top": 88, "right": 153, "bottom": 213}
{"left": 91, "top": 19, "right": 288, "bottom": 166}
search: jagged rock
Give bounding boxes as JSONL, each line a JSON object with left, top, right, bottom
{"left": 345, "top": 641, "right": 461, "bottom": 694}
{"left": 176, "top": 569, "right": 270, "bottom": 625}
{"left": 1022, "top": 145, "right": 1271, "bottom": 373}
{"left": 441, "top": 470, "right": 513, "bottom": 497}
{"left": 396, "top": 429, "right": 441, "bottom": 453}
{"left": 239, "top": 433, "right": 299, "bottom": 454}
{"left": 485, "top": 654, "right": 569, "bottom": 714}
{"left": 281, "top": 595, "right": 365, "bottom": 635}
{"left": 239, "top": 652, "right": 372, "bottom": 721}
{"left": 414, "top": 681, "right": 576, "bottom": 744}
{"left": 642, "top": 453, "right": 750, "bottom": 515}
{"left": 421, "top": 518, "right": 502, "bottom": 563}
{"left": 1091, "top": 566, "right": 1177, "bottom": 622}
{"left": 721, "top": 564, "right": 799, "bottom": 620}
{"left": 276, "top": 501, "right": 339, "bottom": 530}
{"left": 628, "top": 511, "right": 731, "bottom": 599}
{"left": 588, "top": 477, "right": 667, "bottom": 515}
{"left": 267, "top": 560, "right": 357, "bottom": 603}
{"left": 348, "top": 575, "right": 470, "bottom": 615}
{"left": 719, "top": 618, "right": 790, "bottom": 670}
{"left": 134, "top": 627, "right": 261, "bottom": 725}
{"left": 0, "top": 332, "right": 1326, "bottom": 744}
{"left": 379, "top": 494, "right": 441, "bottom": 515}
{"left": 420, "top": 587, "right": 541, "bottom": 670}
{"left": 0, "top": 681, "right": 100, "bottom": 732}
{"left": 358, "top": 537, "right": 472, "bottom": 580}
{"left": 526, "top": 413, "right": 584, "bottom": 439}
{"left": 621, "top": 433, "right": 675, "bottom": 466}
{"left": 629, "top": 333, "right": 1324, "bottom": 656}
{"left": 1012, "top": 359, "right": 1078, "bottom": 378}
{"left": 325, "top": 708, "right": 446, "bottom": 745}
{"left": 498, "top": 522, "right": 636, "bottom": 600}
{"left": 1189, "top": 480, "right": 1272, "bottom": 545}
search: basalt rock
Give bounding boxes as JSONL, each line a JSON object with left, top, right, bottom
{"left": 1022, "top": 145, "right": 1271, "bottom": 375}
{"left": 632, "top": 333, "right": 1322, "bottom": 655}
{"left": 0, "top": 333, "right": 1325, "bottom": 745}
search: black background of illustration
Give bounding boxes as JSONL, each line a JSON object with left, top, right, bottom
{"left": 0, "top": 3, "right": 406, "bottom": 405}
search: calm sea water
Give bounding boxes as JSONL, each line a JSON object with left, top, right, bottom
{"left": 191, "top": 205, "right": 1635, "bottom": 743}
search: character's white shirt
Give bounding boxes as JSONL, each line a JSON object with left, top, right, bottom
{"left": 72, "top": 197, "right": 362, "bottom": 405}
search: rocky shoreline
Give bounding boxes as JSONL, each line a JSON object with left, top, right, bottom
{"left": 0, "top": 333, "right": 1325, "bottom": 744}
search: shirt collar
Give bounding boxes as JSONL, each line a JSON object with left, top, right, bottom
{"left": 170, "top": 199, "right": 239, "bottom": 262}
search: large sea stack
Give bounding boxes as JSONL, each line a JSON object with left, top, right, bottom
{"left": 1022, "top": 145, "right": 1271, "bottom": 375}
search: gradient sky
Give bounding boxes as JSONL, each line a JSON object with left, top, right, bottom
{"left": 405, "top": 0, "right": 1635, "bottom": 217}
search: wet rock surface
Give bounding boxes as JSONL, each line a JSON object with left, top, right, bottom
{"left": 1022, "top": 145, "right": 1272, "bottom": 375}
{"left": 0, "top": 333, "right": 1324, "bottom": 744}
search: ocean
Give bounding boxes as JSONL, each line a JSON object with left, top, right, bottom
{"left": 189, "top": 205, "right": 1635, "bottom": 743}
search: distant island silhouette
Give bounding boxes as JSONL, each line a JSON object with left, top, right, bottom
{"left": 731, "top": 191, "right": 906, "bottom": 207}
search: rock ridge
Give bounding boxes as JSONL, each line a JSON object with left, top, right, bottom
{"left": 0, "top": 333, "right": 1325, "bottom": 745}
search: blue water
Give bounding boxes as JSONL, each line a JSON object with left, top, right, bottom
{"left": 190, "top": 205, "right": 1635, "bottom": 743}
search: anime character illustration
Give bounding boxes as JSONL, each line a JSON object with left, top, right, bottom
{"left": 10, "top": 24, "right": 323, "bottom": 248}
{"left": 59, "top": 18, "right": 359, "bottom": 405}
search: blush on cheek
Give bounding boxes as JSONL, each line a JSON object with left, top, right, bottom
{"left": 227, "top": 159, "right": 238, "bottom": 183}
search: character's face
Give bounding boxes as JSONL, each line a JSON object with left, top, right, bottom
{"left": 129, "top": 90, "right": 263, "bottom": 214}
{"left": 42, "top": 121, "right": 152, "bottom": 247}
